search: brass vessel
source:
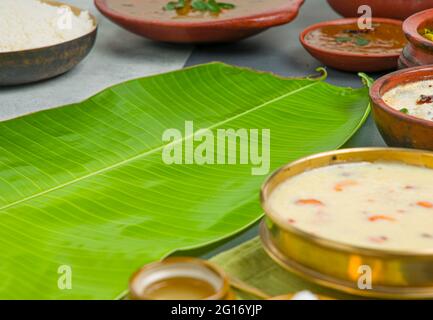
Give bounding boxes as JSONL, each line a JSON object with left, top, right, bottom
{"left": 260, "top": 148, "right": 433, "bottom": 299}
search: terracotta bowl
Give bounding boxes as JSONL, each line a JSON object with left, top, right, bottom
{"left": 0, "top": 0, "right": 97, "bottom": 86}
{"left": 327, "top": 0, "right": 433, "bottom": 21}
{"left": 370, "top": 65, "right": 433, "bottom": 150}
{"left": 299, "top": 18, "right": 403, "bottom": 73}
{"left": 94, "top": 0, "right": 304, "bottom": 43}
{"left": 399, "top": 9, "right": 433, "bottom": 69}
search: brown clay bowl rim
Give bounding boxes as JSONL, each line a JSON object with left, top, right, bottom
{"left": 370, "top": 64, "right": 433, "bottom": 128}
{"left": 0, "top": 0, "right": 98, "bottom": 56}
{"left": 129, "top": 257, "right": 231, "bottom": 300}
{"left": 300, "top": 17, "right": 404, "bottom": 58}
{"left": 403, "top": 8, "right": 433, "bottom": 48}
{"left": 94, "top": 0, "right": 304, "bottom": 29}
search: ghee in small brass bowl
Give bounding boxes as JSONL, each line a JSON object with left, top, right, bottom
{"left": 129, "top": 257, "right": 233, "bottom": 300}
{"left": 260, "top": 148, "right": 433, "bottom": 299}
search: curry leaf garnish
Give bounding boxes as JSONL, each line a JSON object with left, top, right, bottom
{"left": 335, "top": 35, "right": 370, "bottom": 46}
{"left": 164, "top": 0, "right": 185, "bottom": 10}
{"left": 355, "top": 36, "right": 370, "bottom": 46}
{"left": 335, "top": 37, "right": 352, "bottom": 43}
{"left": 218, "top": 2, "right": 235, "bottom": 9}
{"left": 164, "top": 0, "right": 235, "bottom": 13}
{"left": 164, "top": 1, "right": 178, "bottom": 10}
{"left": 192, "top": 0, "right": 208, "bottom": 11}
{"left": 207, "top": 0, "right": 220, "bottom": 12}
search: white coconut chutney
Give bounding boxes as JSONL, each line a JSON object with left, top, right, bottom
{"left": 268, "top": 162, "right": 433, "bottom": 251}
{"left": 382, "top": 80, "right": 433, "bottom": 121}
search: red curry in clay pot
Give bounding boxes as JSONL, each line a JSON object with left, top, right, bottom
{"left": 300, "top": 18, "right": 406, "bottom": 72}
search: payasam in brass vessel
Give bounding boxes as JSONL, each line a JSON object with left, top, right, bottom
{"left": 261, "top": 148, "right": 433, "bottom": 299}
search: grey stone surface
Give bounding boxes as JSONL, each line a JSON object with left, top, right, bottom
{"left": 0, "top": 0, "right": 192, "bottom": 121}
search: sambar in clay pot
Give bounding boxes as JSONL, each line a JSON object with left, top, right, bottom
{"left": 300, "top": 18, "right": 405, "bottom": 72}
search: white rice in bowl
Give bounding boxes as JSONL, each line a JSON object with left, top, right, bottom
{"left": 0, "top": 0, "right": 95, "bottom": 53}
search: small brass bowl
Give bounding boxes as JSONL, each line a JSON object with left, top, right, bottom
{"left": 0, "top": 0, "right": 97, "bottom": 86}
{"left": 260, "top": 148, "right": 433, "bottom": 299}
{"left": 129, "top": 257, "right": 234, "bottom": 300}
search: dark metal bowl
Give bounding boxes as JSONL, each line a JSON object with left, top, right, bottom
{"left": 0, "top": 1, "right": 97, "bottom": 86}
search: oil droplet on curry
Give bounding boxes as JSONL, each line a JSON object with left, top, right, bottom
{"left": 305, "top": 23, "right": 406, "bottom": 55}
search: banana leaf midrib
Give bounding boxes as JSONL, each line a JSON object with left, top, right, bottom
{"left": 0, "top": 81, "right": 319, "bottom": 213}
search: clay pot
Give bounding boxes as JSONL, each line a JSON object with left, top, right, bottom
{"left": 399, "top": 9, "right": 433, "bottom": 69}
{"left": 299, "top": 18, "right": 403, "bottom": 72}
{"left": 327, "top": 0, "right": 433, "bottom": 21}
{"left": 95, "top": 0, "right": 305, "bottom": 43}
{"left": 370, "top": 65, "right": 433, "bottom": 151}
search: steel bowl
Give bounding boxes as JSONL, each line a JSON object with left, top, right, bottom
{"left": 0, "top": 0, "right": 97, "bottom": 86}
{"left": 260, "top": 148, "right": 433, "bottom": 299}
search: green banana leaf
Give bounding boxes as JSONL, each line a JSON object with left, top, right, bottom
{"left": 0, "top": 63, "right": 370, "bottom": 299}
